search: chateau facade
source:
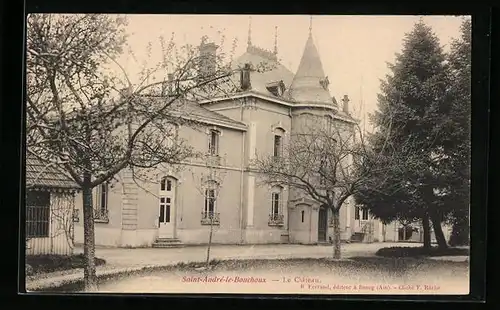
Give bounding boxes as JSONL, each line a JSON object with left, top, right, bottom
{"left": 73, "top": 26, "right": 413, "bottom": 248}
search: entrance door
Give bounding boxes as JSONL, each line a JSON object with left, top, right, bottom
{"left": 158, "top": 177, "right": 175, "bottom": 238}
{"left": 318, "top": 207, "right": 328, "bottom": 242}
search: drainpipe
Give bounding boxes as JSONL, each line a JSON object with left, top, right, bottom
{"left": 286, "top": 194, "right": 290, "bottom": 243}
{"left": 239, "top": 102, "right": 246, "bottom": 244}
{"left": 287, "top": 107, "right": 293, "bottom": 243}
{"left": 309, "top": 206, "right": 313, "bottom": 244}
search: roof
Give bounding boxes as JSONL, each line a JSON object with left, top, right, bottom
{"left": 181, "top": 101, "right": 247, "bottom": 130}
{"left": 26, "top": 155, "right": 80, "bottom": 190}
{"left": 143, "top": 96, "right": 247, "bottom": 131}
{"left": 230, "top": 45, "right": 295, "bottom": 99}
{"left": 288, "top": 33, "right": 337, "bottom": 107}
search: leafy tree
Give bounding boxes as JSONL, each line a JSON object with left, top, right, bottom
{"left": 356, "top": 20, "right": 452, "bottom": 249}
{"left": 26, "top": 14, "right": 238, "bottom": 290}
{"left": 443, "top": 18, "right": 471, "bottom": 246}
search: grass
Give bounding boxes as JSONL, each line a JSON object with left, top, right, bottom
{"left": 375, "top": 246, "right": 469, "bottom": 258}
{"left": 26, "top": 254, "right": 106, "bottom": 275}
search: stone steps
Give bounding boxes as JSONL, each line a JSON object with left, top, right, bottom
{"left": 152, "top": 238, "right": 185, "bottom": 248}
{"left": 350, "top": 232, "right": 365, "bottom": 243}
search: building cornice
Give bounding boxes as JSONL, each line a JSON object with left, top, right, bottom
{"left": 199, "top": 91, "right": 358, "bottom": 124}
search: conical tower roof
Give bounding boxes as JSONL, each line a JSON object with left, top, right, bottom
{"left": 288, "top": 33, "right": 335, "bottom": 106}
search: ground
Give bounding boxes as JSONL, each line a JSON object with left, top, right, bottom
{"left": 54, "top": 257, "right": 470, "bottom": 294}
{"left": 26, "top": 242, "right": 469, "bottom": 294}
{"left": 76, "top": 242, "right": 419, "bottom": 267}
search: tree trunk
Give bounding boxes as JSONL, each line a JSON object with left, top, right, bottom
{"left": 332, "top": 209, "right": 341, "bottom": 259}
{"left": 430, "top": 210, "right": 448, "bottom": 249}
{"left": 449, "top": 211, "right": 469, "bottom": 246}
{"left": 82, "top": 181, "right": 98, "bottom": 291}
{"left": 422, "top": 215, "right": 431, "bottom": 249}
{"left": 206, "top": 216, "right": 214, "bottom": 267}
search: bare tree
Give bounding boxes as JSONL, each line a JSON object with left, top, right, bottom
{"left": 25, "top": 14, "right": 242, "bottom": 291}
{"left": 49, "top": 193, "right": 77, "bottom": 253}
{"left": 192, "top": 155, "right": 227, "bottom": 269}
{"left": 253, "top": 112, "right": 407, "bottom": 259}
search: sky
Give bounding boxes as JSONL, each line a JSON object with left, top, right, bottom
{"left": 116, "top": 14, "right": 467, "bottom": 132}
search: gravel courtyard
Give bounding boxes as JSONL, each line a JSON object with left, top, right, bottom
{"left": 89, "top": 257, "right": 469, "bottom": 295}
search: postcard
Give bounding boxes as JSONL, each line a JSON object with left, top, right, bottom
{"left": 23, "top": 14, "right": 471, "bottom": 296}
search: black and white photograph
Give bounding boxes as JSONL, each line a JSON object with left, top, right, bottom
{"left": 23, "top": 14, "right": 472, "bottom": 295}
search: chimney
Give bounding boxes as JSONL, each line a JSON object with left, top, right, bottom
{"left": 342, "top": 95, "right": 350, "bottom": 114}
{"left": 199, "top": 41, "right": 218, "bottom": 79}
{"left": 167, "top": 73, "right": 174, "bottom": 94}
{"left": 240, "top": 63, "right": 252, "bottom": 91}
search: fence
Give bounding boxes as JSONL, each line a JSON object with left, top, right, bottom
{"left": 26, "top": 191, "right": 75, "bottom": 256}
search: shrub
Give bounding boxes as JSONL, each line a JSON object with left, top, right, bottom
{"left": 376, "top": 246, "right": 469, "bottom": 258}
{"left": 26, "top": 264, "right": 34, "bottom": 276}
{"left": 26, "top": 254, "right": 106, "bottom": 274}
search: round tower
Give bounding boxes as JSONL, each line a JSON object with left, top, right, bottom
{"left": 287, "top": 24, "right": 354, "bottom": 245}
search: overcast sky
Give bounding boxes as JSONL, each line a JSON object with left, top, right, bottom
{"left": 117, "top": 14, "right": 468, "bottom": 132}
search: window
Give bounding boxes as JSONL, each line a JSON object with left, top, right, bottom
{"left": 269, "top": 186, "right": 284, "bottom": 226}
{"left": 301, "top": 210, "right": 305, "bottom": 223}
{"left": 94, "top": 184, "right": 109, "bottom": 222}
{"left": 273, "top": 135, "right": 282, "bottom": 157}
{"left": 165, "top": 123, "right": 179, "bottom": 148}
{"left": 362, "top": 208, "right": 369, "bottom": 220}
{"left": 159, "top": 177, "right": 175, "bottom": 226}
{"left": 204, "top": 189, "right": 216, "bottom": 214}
{"left": 208, "top": 130, "right": 219, "bottom": 156}
{"left": 323, "top": 115, "right": 333, "bottom": 133}
{"left": 99, "top": 184, "right": 107, "bottom": 211}
{"left": 159, "top": 197, "right": 171, "bottom": 223}
{"left": 161, "top": 177, "right": 172, "bottom": 192}
{"left": 202, "top": 182, "right": 220, "bottom": 225}
{"left": 271, "top": 192, "right": 280, "bottom": 215}
{"left": 355, "top": 206, "right": 360, "bottom": 220}
{"left": 273, "top": 127, "right": 285, "bottom": 158}
{"left": 319, "top": 156, "right": 327, "bottom": 185}
{"left": 26, "top": 191, "right": 50, "bottom": 238}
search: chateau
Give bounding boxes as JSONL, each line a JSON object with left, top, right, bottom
{"left": 73, "top": 24, "right": 435, "bottom": 248}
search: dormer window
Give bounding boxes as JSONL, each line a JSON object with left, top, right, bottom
{"left": 266, "top": 80, "right": 286, "bottom": 97}
{"left": 319, "top": 76, "right": 330, "bottom": 90}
